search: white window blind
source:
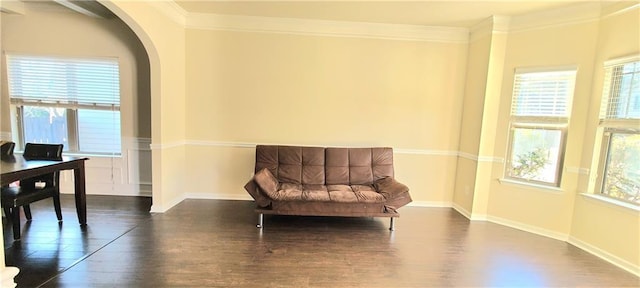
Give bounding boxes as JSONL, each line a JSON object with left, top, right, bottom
{"left": 7, "top": 55, "right": 120, "bottom": 110}
{"left": 511, "top": 70, "right": 577, "bottom": 118}
{"left": 600, "top": 59, "right": 640, "bottom": 120}
{"left": 6, "top": 54, "right": 122, "bottom": 155}
{"left": 505, "top": 67, "right": 576, "bottom": 186}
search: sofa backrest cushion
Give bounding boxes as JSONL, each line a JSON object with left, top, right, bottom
{"left": 255, "top": 145, "right": 394, "bottom": 186}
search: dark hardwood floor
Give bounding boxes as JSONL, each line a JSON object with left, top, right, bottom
{"left": 3, "top": 195, "right": 639, "bottom": 287}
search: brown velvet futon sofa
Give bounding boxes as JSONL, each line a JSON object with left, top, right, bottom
{"left": 244, "top": 145, "right": 412, "bottom": 230}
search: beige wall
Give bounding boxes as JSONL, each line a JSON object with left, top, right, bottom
{"left": 570, "top": 5, "right": 640, "bottom": 273}
{"left": 0, "top": 5, "right": 150, "bottom": 139}
{"left": 452, "top": 31, "right": 492, "bottom": 216}
{"left": 473, "top": 4, "right": 638, "bottom": 273}
{"left": 102, "top": 0, "right": 187, "bottom": 212}
{"left": 452, "top": 4, "right": 638, "bottom": 275}
{"left": 487, "top": 19, "right": 600, "bottom": 234}
{"left": 2, "top": 0, "right": 638, "bottom": 277}
{"left": 184, "top": 29, "right": 468, "bottom": 203}
{"left": 0, "top": 4, "right": 152, "bottom": 197}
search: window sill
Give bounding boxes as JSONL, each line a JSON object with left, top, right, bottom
{"left": 579, "top": 193, "right": 640, "bottom": 212}
{"left": 498, "top": 178, "right": 563, "bottom": 193}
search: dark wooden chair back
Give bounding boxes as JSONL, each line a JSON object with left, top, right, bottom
{"left": 23, "top": 143, "right": 63, "bottom": 160}
{"left": 21, "top": 143, "right": 64, "bottom": 189}
{"left": 1, "top": 141, "right": 15, "bottom": 158}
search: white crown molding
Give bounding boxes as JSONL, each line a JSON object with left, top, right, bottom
{"left": 508, "top": 2, "right": 602, "bottom": 33}
{"left": 469, "top": 15, "right": 511, "bottom": 43}
{"left": 0, "top": 0, "right": 26, "bottom": 15}
{"left": 146, "top": 0, "right": 187, "bottom": 26}
{"left": 147, "top": 0, "right": 639, "bottom": 45}
{"left": 186, "top": 13, "right": 469, "bottom": 43}
{"left": 150, "top": 1, "right": 634, "bottom": 43}
{"left": 601, "top": 1, "right": 640, "bottom": 19}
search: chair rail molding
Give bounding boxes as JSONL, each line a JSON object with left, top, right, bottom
{"left": 183, "top": 139, "right": 471, "bottom": 158}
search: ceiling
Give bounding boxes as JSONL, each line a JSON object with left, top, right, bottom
{"left": 173, "top": 0, "right": 605, "bottom": 28}
{"left": 6, "top": 0, "right": 613, "bottom": 28}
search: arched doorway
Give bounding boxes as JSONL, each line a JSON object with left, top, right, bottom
{"left": 98, "top": 1, "right": 162, "bottom": 207}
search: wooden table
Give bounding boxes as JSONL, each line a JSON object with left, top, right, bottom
{"left": 1, "top": 155, "right": 89, "bottom": 225}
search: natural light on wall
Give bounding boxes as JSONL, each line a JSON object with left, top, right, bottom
{"left": 596, "top": 56, "right": 639, "bottom": 205}
{"left": 6, "top": 54, "right": 121, "bottom": 156}
{"left": 505, "top": 68, "right": 577, "bottom": 187}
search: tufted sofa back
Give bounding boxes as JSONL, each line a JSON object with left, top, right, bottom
{"left": 255, "top": 145, "right": 394, "bottom": 186}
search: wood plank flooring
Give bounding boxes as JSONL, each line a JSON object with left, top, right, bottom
{"left": 3, "top": 195, "right": 639, "bottom": 287}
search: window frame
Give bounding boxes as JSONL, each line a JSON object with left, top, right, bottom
{"left": 6, "top": 54, "right": 122, "bottom": 156}
{"left": 505, "top": 122, "right": 569, "bottom": 186}
{"left": 504, "top": 67, "right": 577, "bottom": 187}
{"left": 595, "top": 56, "right": 640, "bottom": 205}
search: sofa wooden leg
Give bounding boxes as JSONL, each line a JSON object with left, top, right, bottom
{"left": 257, "top": 213, "right": 264, "bottom": 228}
{"left": 389, "top": 217, "right": 395, "bottom": 231}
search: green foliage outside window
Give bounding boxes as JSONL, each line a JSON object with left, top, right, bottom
{"left": 603, "top": 133, "right": 640, "bottom": 204}
{"left": 512, "top": 148, "right": 549, "bottom": 179}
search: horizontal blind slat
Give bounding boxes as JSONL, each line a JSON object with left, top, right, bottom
{"left": 511, "top": 70, "right": 576, "bottom": 118}
{"left": 7, "top": 55, "right": 120, "bottom": 108}
{"left": 601, "top": 60, "right": 640, "bottom": 120}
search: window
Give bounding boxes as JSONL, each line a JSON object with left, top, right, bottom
{"left": 7, "top": 55, "right": 121, "bottom": 155}
{"left": 505, "top": 68, "right": 577, "bottom": 186}
{"left": 596, "top": 57, "right": 639, "bottom": 204}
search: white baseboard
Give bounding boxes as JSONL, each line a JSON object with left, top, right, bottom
{"left": 486, "top": 215, "right": 569, "bottom": 241}
{"left": 470, "top": 213, "right": 488, "bottom": 221}
{"left": 150, "top": 194, "right": 185, "bottom": 213}
{"left": 1, "top": 266, "right": 19, "bottom": 288}
{"left": 568, "top": 236, "right": 640, "bottom": 277}
{"left": 451, "top": 202, "right": 472, "bottom": 219}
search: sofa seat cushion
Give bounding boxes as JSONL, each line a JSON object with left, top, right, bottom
{"left": 328, "top": 190, "right": 358, "bottom": 203}
{"left": 302, "top": 184, "right": 331, "bottom": 201}
{"left": 272, "top": 182, "right": 303, "bottom": 201}
{"left": 270, "top": 183, "right": 385, "bottom": 204}
{"left": 354, "top": 188, "right": 386, "bottom": 203}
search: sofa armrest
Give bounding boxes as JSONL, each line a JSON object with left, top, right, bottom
{"left": 245, "top": 168, "right": 282, "bottom": 207}
{"left": 244, "top": 180, "right": 271, "bottom": 208}
{"left": 255, "top": 167, "right": 280, "bottom": 193}
{"left": 373, "top": 177, "right": 409, "bottom": 200}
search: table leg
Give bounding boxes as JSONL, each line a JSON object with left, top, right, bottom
{"left": 73, "top": 161, "right": 87, "bottom": 225}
